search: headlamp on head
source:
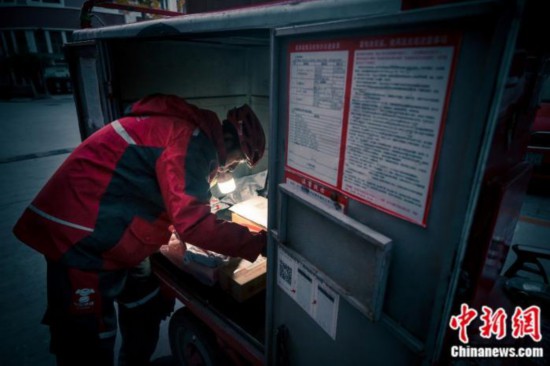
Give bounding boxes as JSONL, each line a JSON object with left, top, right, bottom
{"left": 216, "top": 171, "right": 236, "bottom": 194}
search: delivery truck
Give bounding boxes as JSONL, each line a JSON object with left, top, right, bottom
{"left": 65, "top": 0, "right": 549, "bottom": 364}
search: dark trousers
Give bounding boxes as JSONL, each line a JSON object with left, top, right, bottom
{"left": 44, "top": 257, "right": 174, "bottom": 366}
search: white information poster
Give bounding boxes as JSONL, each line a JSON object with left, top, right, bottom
{"left": 287, "top": 45, "right": 349, "bottom": 186}
{"left": 342, "top": 44, "right": 454, "bottom": 224}
{"left": 286, "top": 34, "right": 459, "bottom": 226}
{"left": 277, "top": 247, "right": 340, "bottom": 339}
{"left": 313, "top": 283, "right": 340, "bottom": 339}
{"left": 277, "top": 248, "right": 297, "bottom": 297}
{"left": 296, "top": 267, "right": 315, "bottom": 313}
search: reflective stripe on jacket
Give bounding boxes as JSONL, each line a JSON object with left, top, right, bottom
{"left": 13, "top": 95, "right": 264, "bottom": 270}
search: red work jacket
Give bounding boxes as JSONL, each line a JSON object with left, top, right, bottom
{"left": 13, "top": 95, "right": 265, "bottom": 270}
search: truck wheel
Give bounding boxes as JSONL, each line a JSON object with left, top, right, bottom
{"left": 169, "top": 308, "right": 228, "bottom": 366}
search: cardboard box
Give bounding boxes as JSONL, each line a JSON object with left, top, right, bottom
{"left": 231, "top": 212, "right": 265, "bottom": 232}
{"left": 222, "top": 196, "right": 268, "bottom": 301}
{"left": 219, "top": 255, "right": 267, "bottom": 302}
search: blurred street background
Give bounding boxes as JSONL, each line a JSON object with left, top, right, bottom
{"left": 0, "top": 96, "right": 173, "bottom": 365}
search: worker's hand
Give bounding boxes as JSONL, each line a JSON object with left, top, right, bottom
{"left": 168, "top": 232, "right": 181, "bottom": 247}
{"left": 160, "top": 228, "right": 187, "bottom": 264}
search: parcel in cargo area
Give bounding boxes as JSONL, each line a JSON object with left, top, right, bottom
{"left": 222, "top": 196, "right": 268, "bottom": 302}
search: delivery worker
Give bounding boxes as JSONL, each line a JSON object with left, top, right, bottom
{"left": 12, "top": 94, "right": 267, "bottom": 366}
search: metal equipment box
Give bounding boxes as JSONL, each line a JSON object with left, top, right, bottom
{"left": 67, "top": 1, "right": 546, "bottom": 365}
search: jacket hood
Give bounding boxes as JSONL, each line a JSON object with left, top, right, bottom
{"left": 130, "top": 94, "right": 227, "bottom": 164}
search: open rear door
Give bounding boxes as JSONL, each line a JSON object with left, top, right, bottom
{"left": 65, "top": 41, "right": 113, "bottom": 141}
